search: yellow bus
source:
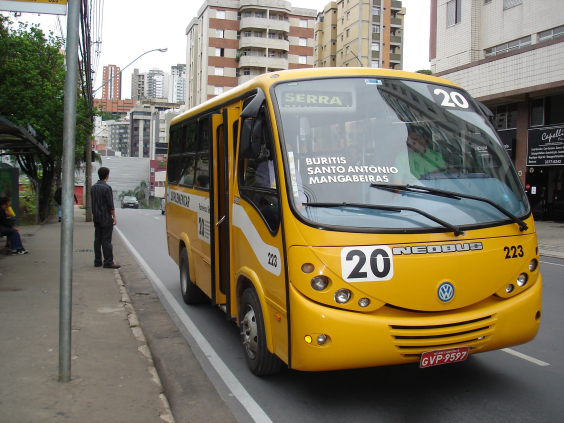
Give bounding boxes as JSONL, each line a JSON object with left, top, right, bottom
{"left": 165, "top": 68, "right": 541, "bottom": 375}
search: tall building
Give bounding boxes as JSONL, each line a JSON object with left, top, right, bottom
{"left": 186, "top": 0, "right": 317, "bottom": 108}
{"left": 131, "top": 68, "right": 170, "bottom": 101}
{"left": 131, "top": 69, "right": 145, "bottom": 101}
{"left": 107, "top": 120, "right": 131, "bottom": 157}
{"left": 430, "top": 0, "right": 564, "bottom": 218}
{"left": 315, "top": 0, "right": 405, "bottom": 69}
{"left": 146, "top": 68, "right": 170, "bottom": 99}
{"left": 101, "top": 64, "right": 121, "bottom": 100}
{"left": 170, "top": 64, "right": 186, "bottom": 103}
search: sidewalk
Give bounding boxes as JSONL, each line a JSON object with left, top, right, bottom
{"left": 535, "top": 220, "right": 564, "bottom": 259}
{"left": 0, "top": 207, "right": 172, "bottom": 423}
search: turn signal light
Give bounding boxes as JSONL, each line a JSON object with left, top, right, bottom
{"left": 302, "top": 263, "right": 315, "bottom": 274}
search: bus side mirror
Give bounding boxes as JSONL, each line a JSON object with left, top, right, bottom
{"left": 240, "top": 118, "right": 263, "bottom": 159}
{"left": 476, "top": 101, "right": 495, "bottom": 124}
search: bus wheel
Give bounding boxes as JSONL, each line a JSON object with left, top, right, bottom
{"left": 180, "top": 247, "right": 205, "bottom": 304}
{"left": 239, "top": 287, "right": 282, "bottom": 375}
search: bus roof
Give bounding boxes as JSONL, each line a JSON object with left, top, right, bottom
{"left": 171, "top": 68, "right": 462, "bottom": 127}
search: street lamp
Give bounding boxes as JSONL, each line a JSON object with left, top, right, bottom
{"left": 85, "top": 47, "right": 167, "bottom": 223}
{"left": 92, "top": 47, "right": 168, "bottom": 95}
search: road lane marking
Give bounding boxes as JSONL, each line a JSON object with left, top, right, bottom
{"left": 115, "top": 227, "right": 273, "bottom": 423}
{"left": 501, "top": 348, "right": 550, "bottom": 366}
{"left": 540, "top": 261, "right": 564, "bottom": 267}
{"left": 154, "top": 217, "right": 160, "bottom": 220}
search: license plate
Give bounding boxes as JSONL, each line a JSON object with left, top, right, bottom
{"left": 420, "top": 346, "right": 470, "bottom": 368}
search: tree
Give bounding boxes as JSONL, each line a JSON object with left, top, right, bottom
{"left": 133, "top": 180, "right": 147, "bottom": 201}
{"left": 0, "top": 17, "right": 92, "bottom": 222}
{"left": 416, "top": 69, "right": 433, "bottom": 75}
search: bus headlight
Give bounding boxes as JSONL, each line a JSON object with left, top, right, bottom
{"left": 529, "top": 259, "right": 538, "bottom": 272}
{"left": 517, "top": 273, "right": 528, "bottom": 287}
{"left": 358, "top": 298, "right": 371, "bottom": 308}
{"left": 311, "top": 276, "right": 329, "bottom": 291}
{"left": 506, "top": 284, "right": 515, "bottom": 293}
{"left": 334, "top": 289, "right": 352, "bottom": 304}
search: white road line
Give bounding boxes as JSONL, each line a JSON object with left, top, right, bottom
{"left": 540, "top": 261, "right": 564, "bottom": 267}
{"left": 154, "top": 217, "right": 160, "bottom": 220}
{"left": 115, "top": 227, "right": 273, "bottom": 423}
{"left": 501, "top": 348, "right": 550, "bottom": 366}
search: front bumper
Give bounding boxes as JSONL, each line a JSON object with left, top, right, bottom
{"left": 289, "top": 275, "right": 542, "bottom": 371}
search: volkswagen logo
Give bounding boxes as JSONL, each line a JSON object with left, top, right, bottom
{"left": 438, "top": 282, "right": 455, "bottom": 302}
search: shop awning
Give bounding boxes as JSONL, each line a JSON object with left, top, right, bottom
{"left": 0, "top": 116, "right": 50, "bottom": 155}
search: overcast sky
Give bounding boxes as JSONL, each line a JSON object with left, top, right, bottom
{"left": 3, "top": 0, "right": 431, "bottom": 99}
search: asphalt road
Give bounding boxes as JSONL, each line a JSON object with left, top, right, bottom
{"left": 115, "top": 208, "right": 564, "bottom": 423}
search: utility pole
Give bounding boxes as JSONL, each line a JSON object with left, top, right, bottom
{"left": 85, "top": 133, "right": 92, "bottom": 222}
{"left": 59, "top": 0, "right": 80, "bottom": 383}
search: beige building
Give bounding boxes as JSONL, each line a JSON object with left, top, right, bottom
{"left": 186, "top": 0, "right": 317, "bottom": 108}
{"left": 430, "top": 0, "right": 564, "bottom": 219}
{"left": 315, "top": 0, "right": 405, "bottom": 69}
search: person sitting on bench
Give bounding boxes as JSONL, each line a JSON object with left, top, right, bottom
{"left": 0, "top": 197, "right": 28, "bottom": 255}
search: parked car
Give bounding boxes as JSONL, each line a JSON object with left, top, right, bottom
{"left": 161, "top": 198, "right": 166, "bottom": 215}
{"left": 121, "top": 196, "right": 139, "bottom": 209}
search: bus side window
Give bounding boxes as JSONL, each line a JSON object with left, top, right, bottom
{"left": 237, "top": 111, "right": 280, "bottom": 232}
{"left": 167, "top": 127, "right": 183, "bottom": 185}
{"left": 195, "top": 117, "right": 210, "bottom": 189}
{"left": 179, "top": 121, "right": 197, "bottom": 187}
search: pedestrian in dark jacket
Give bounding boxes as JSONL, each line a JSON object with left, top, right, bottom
{"left": 91, "top": 167, "right": 120, "bottom": 268}
{"left": 0, "top": 197, "right": 27, "bottom": 255}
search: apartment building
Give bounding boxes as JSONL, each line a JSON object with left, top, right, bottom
{"left": 107, "top": 120, "right": 131, "bottom": 157}
{"left": 170, "top": 64, "right": 186, "bottom": 103}
{"left": 186, "top": 0, "right": 316, "bottom": 108}
{"left": 430, "top": 0, "right": 564, "bottom": 219}
{"left": 101, "top": 65, "right": 121, "bottom": 100}
{"left": 132, "top": 68, "right": 170, "bottom": 101}
{"left": 314, "top": 0, "right": 405, "bottom": 69}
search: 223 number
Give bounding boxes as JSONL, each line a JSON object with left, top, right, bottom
{"left": 267, "top": 252, "right": 278, "bottom": 267}
{"left": 504, "top": 245, "right": 524, "bottom": 259}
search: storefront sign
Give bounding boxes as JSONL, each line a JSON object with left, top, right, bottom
{"left": 527, "top": 125, "right": 564, "bottom": 166}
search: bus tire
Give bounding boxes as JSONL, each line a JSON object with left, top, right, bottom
{"left": 180, "top": 247, "right": 206, "bottom": 305}
{"left": 239, "top": 287, "right": 282, "bottom": 376}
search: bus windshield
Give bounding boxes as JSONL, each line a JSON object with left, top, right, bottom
{"left": 273, "top": 77, "right": 529, "bottom": 231}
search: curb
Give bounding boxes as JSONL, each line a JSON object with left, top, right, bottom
{"left": 113, "top": 269, "right": 176, "bottom": 423}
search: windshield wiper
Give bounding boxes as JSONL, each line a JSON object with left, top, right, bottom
{"left": 303, "top": 202, "right": 465, "bottom": 236}
{"left": 370, "top": 183, "right": 528, "bottom": 232}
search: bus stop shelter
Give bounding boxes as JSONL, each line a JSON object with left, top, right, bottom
{"left": 0, "top": 116, "right": 50, "bottom": 224}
